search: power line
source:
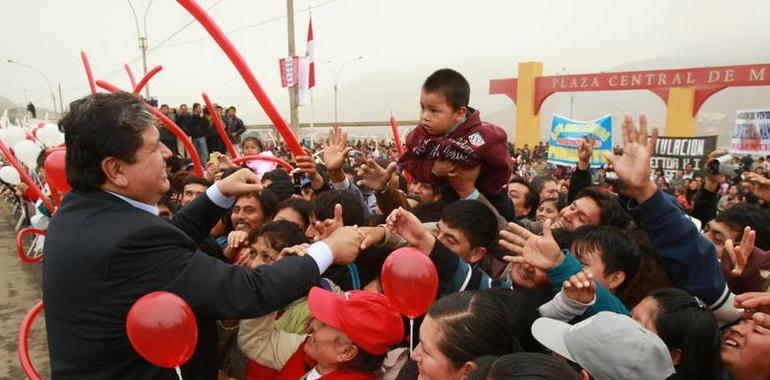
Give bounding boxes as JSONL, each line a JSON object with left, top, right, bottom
{"left": 153, "top": 0, "right": 336, "bottom": 51}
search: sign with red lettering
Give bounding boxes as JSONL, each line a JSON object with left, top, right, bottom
{"left": 731, "top": 109, "right": 770, "bottom": 155}
{"left": 490, "top": 64, "right": 770, "bottom": 116}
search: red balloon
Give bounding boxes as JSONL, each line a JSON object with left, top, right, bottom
{"left": 381, "top": 247, "right": 438, "bottom": 319}
{"left": 126, "top": 291, "right": 198, "bottom": 368}
{"left": 44, "top": 149, "right": 70, "bottom": 194}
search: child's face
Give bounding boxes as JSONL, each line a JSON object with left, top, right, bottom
{"left": 435, "top": 220, "right": 485, "bottom": 264}
{"left": 419, "top": 90, "right": 466, "bottom": 135}
{"left": 242, "top": 140, "right": 261, "bottom": 156}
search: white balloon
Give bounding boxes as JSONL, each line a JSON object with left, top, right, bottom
{"left": 39, "top": 123, "right": 63, "bottom": 148}
{"left": 0, "top": 130, "right": 7, "bottom": 144}
{"left": 14, "top": 140, "right": 41, "bottom": 169}
{"left": 0, "top": 166, "right": 21, "bottom": 185}
{"left": 5, "top": 127, "right": 26, "bottom": 146}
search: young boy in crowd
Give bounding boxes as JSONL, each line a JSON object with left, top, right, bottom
{"left": 398, "top": 68, "right": 515, "bottom": 221}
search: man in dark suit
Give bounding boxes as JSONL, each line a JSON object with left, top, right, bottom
{"left": 43, "top": 92, "right": 365, "bottom": 379}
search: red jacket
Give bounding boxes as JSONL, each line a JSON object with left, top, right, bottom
{"left": 246, "top": 342, "right": 375, "bottom": 380}
{"left": 398, "top": 109, "right": 512, "bottom": 195}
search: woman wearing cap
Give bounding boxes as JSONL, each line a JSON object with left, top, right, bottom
{"left": 238, "top": 287, "right": 404, "bottom": 380}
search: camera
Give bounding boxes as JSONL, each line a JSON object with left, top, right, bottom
{"left": 706, "top": 155, "right": 741, "bottom": 176}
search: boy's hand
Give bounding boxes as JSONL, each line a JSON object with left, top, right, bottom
{"left": 602, "top": 114, "right": 658, "bottom": 203}
{"left": 432, "top": 159, "right": 455, "bottom": 178}
{"left": 503, "top": 219, "right": 564, "bottom": 270}
{"left": 563, "top": 271, "right": 596, "bottom": 304}
{"left": 385, "top": 207, "right": 434, "bottom": 255}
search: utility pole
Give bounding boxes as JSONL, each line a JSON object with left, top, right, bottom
{"left": 286, "top": 0, "right": 299, "bottom": 131}
{"left": 140, "top": 36, "right": 149, "bottom": 98}
{"left": 127, "top": 0, "right": 153, "bottom": 99}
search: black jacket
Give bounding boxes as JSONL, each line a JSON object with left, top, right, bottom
{"left": 43, "top": 190, "right": 319, "bottom": 379}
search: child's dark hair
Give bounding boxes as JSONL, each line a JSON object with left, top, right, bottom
{"left": 240, "top": 134, "right": 264, "bottom": 152}
{"left": 714, "top": 203, "right": 770, "bottom": 251}
{"left": 312, "top": 189, "right": 364, "bottom": 226}
{"left": 248, "top": 220, "right": 308, "bottom": 252}
{"left": 440, "top": 200, "right": 497, "bottom": 249}
{"left": 275, "top": 197, "right": 312, "bottom": 228}
{"left": 422, "top": 68, "right": 470, "bottom": 110}
{"left": 571, "top": 225, "right": 640, "bottom": 293}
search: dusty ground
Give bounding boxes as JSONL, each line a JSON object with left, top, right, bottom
{"left": 0, "top": 201, "right": 49, "bottom": 379}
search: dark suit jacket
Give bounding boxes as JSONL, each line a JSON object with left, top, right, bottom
{"left": 43, "top": 190, "right": 320, "bottom": 379}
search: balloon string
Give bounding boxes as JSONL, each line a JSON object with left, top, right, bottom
{"left": 175, "top": 366, "right": 183, "bottom": 380}
{"left": 409, "top": 318, "right": 414, "bottom": 354}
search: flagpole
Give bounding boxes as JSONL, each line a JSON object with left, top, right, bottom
{"left": 308, "top": 5, "right": 314, "bottom": 149}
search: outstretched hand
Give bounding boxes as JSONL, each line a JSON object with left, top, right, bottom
{"left": 386, "top": 207, "right": 434, "bottom": 254}
{"left": 322, "top": 126, "right": 351, "bottom": 173}
{"left": 503, "top": 219, "right": 564, "bottom": 270}
{"left": 562, "top": 271, "right": 596, "bottom": 304}
{"left": 602, "top": 114, "right": 658, "bottom": 203}
{"left": 725, "top": 226, "right": 756, "bottom": 276}
{"left": 357, "top": 158, "right": 396, "bottom": 192}
{"left": 577, "top": 134, "right": 596, "bottom": 170}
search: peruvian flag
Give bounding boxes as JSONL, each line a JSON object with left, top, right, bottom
{"left": 298, "top": 17, "right": 314, "bottom": 106}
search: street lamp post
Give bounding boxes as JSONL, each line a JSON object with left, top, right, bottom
{"left": 326, "top": 56, "right": 363, "bottom": 124}
{"left": 561, "top": 67, "right": 575, "bottom": 118}
{"left": 126, "top": 0, "right": 154, "bottom": 98}
{"left": 7, "top": 59, "right": 58, "bottom": 114}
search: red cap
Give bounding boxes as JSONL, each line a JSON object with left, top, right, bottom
{"left": 308, "top": 287, "right": 404, "bottom": 355}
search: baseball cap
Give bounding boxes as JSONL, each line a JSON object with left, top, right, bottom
{"left": 531, "top": 312, "right": 675, "bottom": 380}
{"left": 307, "top": 287, "right": 404, "bottom": 355}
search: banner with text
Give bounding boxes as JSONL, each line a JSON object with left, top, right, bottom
{"left": 731, "top": 109, "right": 770, "bottom": 156}
{"left": 547, "top": 114, "right": 612, "bottom": 168}
{"left": 651, "top": 135, "right": 717, "bottom": 178}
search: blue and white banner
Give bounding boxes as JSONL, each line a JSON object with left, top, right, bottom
{"left": 547, "top": 114, "right": 612, "bottom": 168}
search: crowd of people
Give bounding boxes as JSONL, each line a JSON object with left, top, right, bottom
{"left": 12, "top": 68, "right": 770, "bottom": 380}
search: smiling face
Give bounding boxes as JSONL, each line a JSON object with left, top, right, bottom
{"left": 552, "top": 196, "right": 601, "bottom": 231}
{"left": 509, "top": 262, "right": 550, "bottom": 289}
{"left": 419, "top": 90, "right": 465, "bottom": 136}
{"left": 536, "top": 199, "right": 560, "bottom": 222}
{"left": 231, "top": 195, "right": 266, "bottom": 232}
{"left": 116, "top": 126, "right": 172, "bottom": 205}
{"left": 721, "top": 319, "right": 770, "bottom": 379}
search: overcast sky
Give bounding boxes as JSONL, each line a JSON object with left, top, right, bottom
{"left": 2, "top": 0, "right": 770, "bottom": 135}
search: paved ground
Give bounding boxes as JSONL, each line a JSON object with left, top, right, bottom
{"left": 0, "top": 201, "right": 49, "bottom": 378}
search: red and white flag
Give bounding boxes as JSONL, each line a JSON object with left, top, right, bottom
{"left": 298, "top": 17, "right": 314, "bottom": 106}
{"left": 306, "top": 18, "right": 315, "bottom": 89}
